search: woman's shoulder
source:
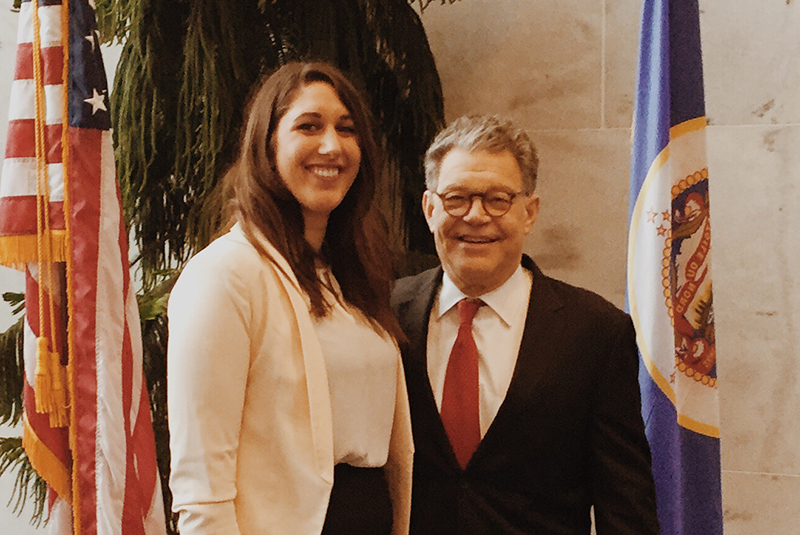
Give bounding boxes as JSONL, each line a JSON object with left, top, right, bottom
{"left": 172, "top": 228, "right": 282, "bottom": 298}
{"left": 183, "top": 228, "right": 270, "bottom": 275}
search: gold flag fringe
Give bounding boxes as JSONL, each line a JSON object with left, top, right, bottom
{"left": 22, "top": 416, "right": 72, "bottom": 504}
{"left": 0, "top": 232, "right": 68, "bottom": 270}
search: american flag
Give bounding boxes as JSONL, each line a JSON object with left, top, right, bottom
{"left": 0, "top": 0, "right": 166, "bottom": 533}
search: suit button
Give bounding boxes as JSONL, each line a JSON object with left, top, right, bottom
{"left": 460, "top": 480, "right": 469, "bottom": 490}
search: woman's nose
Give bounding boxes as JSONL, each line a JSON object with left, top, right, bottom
{"left": 318, "top": 126, "right": 342, "bottom": 155}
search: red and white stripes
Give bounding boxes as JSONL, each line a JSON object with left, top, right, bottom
{"left": 1, "top": 1, "right": 166, "bottom": 533}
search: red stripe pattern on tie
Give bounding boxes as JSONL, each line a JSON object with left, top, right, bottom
{"left": 441, "top": 298, "right": 483, "bottom": 469}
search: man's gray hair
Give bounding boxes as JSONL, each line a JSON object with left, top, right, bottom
{"left": 424, "top": 115, "right": 539, "bottom": 193}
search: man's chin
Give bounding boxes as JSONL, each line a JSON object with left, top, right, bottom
{"left": 446, "top": 264, "right": 503, "bottom": 295}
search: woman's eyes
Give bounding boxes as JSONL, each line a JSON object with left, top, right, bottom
{"left": 296, "top": 122, "right": 320, "bottom": 132}
{"left": 294, "top": 122, "right": 356, "bottom": 135}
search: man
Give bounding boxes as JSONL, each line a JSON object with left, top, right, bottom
{"left": 392, "top": 115, "right": 659, "bottom": 534}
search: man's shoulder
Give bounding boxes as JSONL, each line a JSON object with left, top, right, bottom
{"left": 532, "top": 266, "right": 628, "bottom": 325}
{"left": 391, "top": 266, "right": 442, "bottom": 309}
{"left": 531, "top": 271, "right": 635, "bottom": 356}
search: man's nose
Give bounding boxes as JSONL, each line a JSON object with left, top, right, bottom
{"left": 461, "top": 196, "right": 491, "bottom": 222}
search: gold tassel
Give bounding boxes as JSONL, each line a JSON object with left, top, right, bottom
{"left": 34, "top": 337, "right": 53, "bottom": 414}
{"left": 48, "top": 349, "right": 68, "bottom": 428}
{"left": 33, "top": 336, "right": 68, "bottom": 428}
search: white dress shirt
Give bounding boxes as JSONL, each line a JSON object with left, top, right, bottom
{"left": 427, "top": 265, "right": 533, "bottom": 436}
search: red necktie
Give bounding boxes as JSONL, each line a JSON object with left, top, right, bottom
{"left": 441, "top": 298, "right": 483, "bottom": 469}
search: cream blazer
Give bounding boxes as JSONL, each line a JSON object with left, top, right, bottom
{"left": 167, "top": 225, "right": 413, "bottom": 535}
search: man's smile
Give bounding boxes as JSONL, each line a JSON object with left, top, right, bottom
{"left": 457, "top": 235, "right": 499, "bottom": 244}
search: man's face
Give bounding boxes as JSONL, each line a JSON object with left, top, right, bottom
{"left": 423, "top": 148, "right": 539, "bottom": 296}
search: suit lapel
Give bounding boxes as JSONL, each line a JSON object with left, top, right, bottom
{"left": 402, "top": 259, "right": 568, "bottom": 469}
{"left": 399, "top": 268, "right": 462, "bottom": 465}
{"left": 473, "top": 257, "right": 566, "bottom": 460}
{"left": 401, "top": 270, "right": 439, "bottom": 375}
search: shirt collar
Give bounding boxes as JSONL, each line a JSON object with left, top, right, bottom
{"left": 437, "top": 265, "right": 532, "bottom": 326}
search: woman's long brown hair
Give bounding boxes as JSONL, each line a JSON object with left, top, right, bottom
{"left": 221, "top": 62, "right": 404, "bottom": 342}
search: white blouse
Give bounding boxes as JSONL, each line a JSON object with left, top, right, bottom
{"left": 312, "top": 269, "right": 399, "bottom": 468}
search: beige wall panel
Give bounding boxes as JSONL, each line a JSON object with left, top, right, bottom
{"left": 525, "top": 128, "right": 632, "bottom": 308}
{"left": 701, "top": 0, "right": 800, "bottom": 126}
{"left": 722, "top": 471, "right": 800, "bottom": 535}
{"left": 421, "top": 0, "right": 603, "bottom": 128}
{"left": 709, "top": 124, "right": 800, "bottom": 475}
{"left": 604, "top": 0, "right": 642, "bottom": 128}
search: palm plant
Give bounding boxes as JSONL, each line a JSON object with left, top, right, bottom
{"left": 1, "top": 0, "right": 446, "bottom": 531}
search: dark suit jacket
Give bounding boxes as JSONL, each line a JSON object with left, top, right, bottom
{"left": 391, "top": 256, "right": 659, "bottom": 535}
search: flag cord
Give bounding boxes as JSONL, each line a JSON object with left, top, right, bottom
{"left": 32, "top": 0, "right": 68, "bottom": 430}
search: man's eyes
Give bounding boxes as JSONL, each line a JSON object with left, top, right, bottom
{"left": 444, "top": 192, "right": 512, "bottom": 202}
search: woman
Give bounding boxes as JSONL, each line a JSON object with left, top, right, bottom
{"left": 167, "top": 62, "right": 413, "bottom": 535}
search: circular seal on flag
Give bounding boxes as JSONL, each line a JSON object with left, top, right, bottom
{"left": 628, "top": 119, "right": 719, "bottom": 436}
{"left": 666, "top": 170, "right": 716, "bottom": 387}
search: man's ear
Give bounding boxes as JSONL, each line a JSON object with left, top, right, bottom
{"left": 422, "top": 190, "right": 435, "bottom": 232}
{"left": 523, "top": 194, "right": 540, "bottom": 234}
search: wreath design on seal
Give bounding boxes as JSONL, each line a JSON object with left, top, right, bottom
{"left": 647, "top": 168, "right": 717, "bottom": 387}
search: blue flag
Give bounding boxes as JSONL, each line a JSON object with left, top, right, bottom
{"left": 627, "top": 1, "right": 723, "bottom": 534}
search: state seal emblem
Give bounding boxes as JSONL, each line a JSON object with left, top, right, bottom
{"left": 668, "top": 172, "right": 715, "bottom": 386}
{"left": 628, "top": 118, "right": 719, "bottom": 437}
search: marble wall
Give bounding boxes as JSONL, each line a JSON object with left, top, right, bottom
{"left": 0, "top": 1, "right": 798, "bottom": 533}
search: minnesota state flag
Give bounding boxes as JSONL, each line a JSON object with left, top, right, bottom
{"left": 627, "top": 0, "right": 723, "bottom": 534}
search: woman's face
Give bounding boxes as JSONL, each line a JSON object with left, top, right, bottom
{"left": 272, "top": 81, "right": 362, "bottom": 227}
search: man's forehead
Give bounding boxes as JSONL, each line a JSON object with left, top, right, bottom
{"left": 438, "top": 148, "right": 523, "bottom": 189}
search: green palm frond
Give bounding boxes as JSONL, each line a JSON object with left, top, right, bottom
{"left": 0, "top": 437, "right": 47, "bottom": 527}
{"left": 133, "top": 271, "right": 179, "bottom": 532}
{"left": 0, "top": 293, "right": 24, "bottom": 427}
{"left": 140, "top": 306, "right": 176, "bottom": 533}
{"left": 2, "top": 292, "right": 24, "bottom": 316}
{"left": 98, "top": 0, "right": 443, "bottom": 289}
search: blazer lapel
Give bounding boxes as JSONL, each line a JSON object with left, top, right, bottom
{"left": 242, "top": 225, "right": 335, "bottom": 485}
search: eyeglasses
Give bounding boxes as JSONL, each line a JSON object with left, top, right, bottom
{"left": 431, "top": 189, "right": 524, "bottom": 217}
